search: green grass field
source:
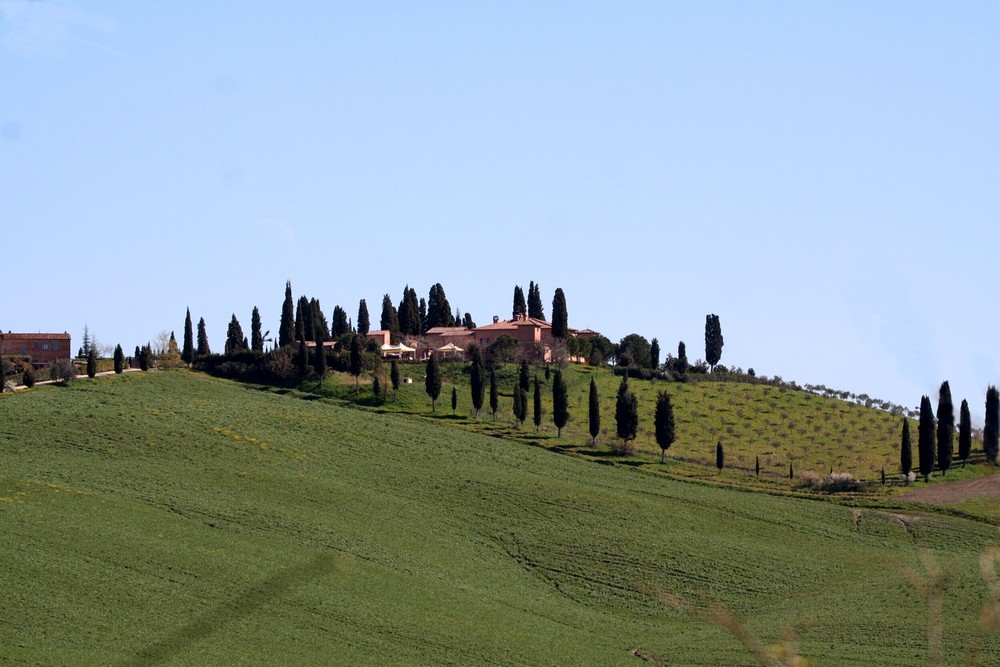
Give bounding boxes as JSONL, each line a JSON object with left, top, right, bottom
{"left": 2, "top": 371, "right": 999, "bottom": 665}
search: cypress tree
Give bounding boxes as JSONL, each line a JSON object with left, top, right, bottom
{"left": 489, "top": 367, "right": 499, "bottom": 421}
{"left": 311, "top": 299, "right": 329, "bottom": 341}
{"left": 296, "top": 296, "right": 313, "bottom": 342}
{"left": 676, "top": 341, "right": 688, "bottom": 375}
{"left": 426, "top": 283, "right": 454, "bottom": 329}
{"left": 295, "top": 337, "right": 308, "bottom": 378}
{"left": 399, "top": 286, "right": 421, "bottom": 337}
{"left": 332, "top": 306, "right": 349, "bottom": 338}
{"left": 419, "top": 298, "right": 427, "bottom": 334}
{"left": 451, "top": 386, "right": 458, "bottom": 415}
{"left": 390, "top": 360, "right": 400, "bottom": 400}
{"left": 900, "top": 418, "right": 912, "bottom": 481}
{"left": 513, "top": 385, "right": 527, "bottom": 426}
{"left": 654, "top": 390, "right": 676, "bottom": 463}
{"left": 357, "top": 299, "right": 370, "bottom": 336}
{"left": 225, "top": 314, "right": 247, "bottom": 355}
{"left": 589, "top": 376, "right": 601, "bottom": 446}
{"left": 182, "top": 308, "right": 194, "bottom": 364}
{"left": 532, "top": 376, "right": 542, "bottom": 431}
{"left": 469, "top": 346, "right": 486, "bottom": 418}
{"left": 986, "top": 386, "right": 1000, "bottom": 464}
{"left": 313, "top": 325, "right": 327, "bottom": 379}
{"left": 373, "top": 375, "right": 382, "bottom": 402}
{"left": 380, "top": 295, "right": 400, "bottom": 342}
{"left": 936, "top": 380, "right": 954, "bottom": 475}
{"left": 512, "top": 285, "right": 526, "bottom": 319}
{"left": 958, "top": 399, "right": 972, "bottom": 466}
{"left": 918, "top": 395, "right": 935, "bottom": 481}
{"left": 551, "top": 288, "right": 568, "bottom": 339}
{"left": 716, "top": 440, "right": 724, "bottom": 473}
{"left": 279, "top": 281, "right": 295, "bottom": 347}
{"left": 650, "top": 338, "right": 660, "bottom": 370}
{"left": 425, "top": 355, "right": 441, "bottom": 411}
{"left": 250, "top": 306, "right": 264, "bottom": 353}
{"left": 196, "top": 318, "right": 211, "bottom": 356}
{"left": 86, "top": 348, "right": 97, "bottom": 378}
{"left": 789, "top": 462, "right": 794, "bottom": 480}
{"left": 705, "top": 314, "right": 724, "bottom": 370}
{"left": 755, "top": 455, "right": 760, "bottom": 477}
{"left": 113, "top": 344, "right": 124, "bottom": 374}
{"left": 552, "top": 369, "right": 569, "bottom": 437}
{"left": 615, "top": 375, "right": 638, "bottom": 449}
{"left": 350, "top": 335, "right": 363, "bottom": 393}
{"left": 528, "top": 281, "right": 545, "bottom": 320}
{"left": 517, "top": 360, "right": 530, "bottom": 394}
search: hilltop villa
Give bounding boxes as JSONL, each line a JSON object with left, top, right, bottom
{"left": 0, "top": 331, "right": 72, "bottom": 367}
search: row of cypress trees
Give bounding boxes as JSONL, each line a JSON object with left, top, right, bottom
{"left": 900, "top": 380, "right": 986, "bottom": 482}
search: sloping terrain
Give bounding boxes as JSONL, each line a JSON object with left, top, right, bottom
{"left": 1, "top": 371, "right": 998, "bottom": 665}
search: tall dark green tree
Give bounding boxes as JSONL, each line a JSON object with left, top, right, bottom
{"left": 528, "top": 281, "right": 545, "bottom": 320}
{"left": 311, "top": 299, "right": 329, "bottom": 341}
{"left": 705, "top": 314, "right": 724, "bottom": 370}
{"left": 398, "top": 286, "right": 422, "bottom": 337}
{"left": 86, "top": 347, "right": 97, "bottom": 378}
{"left": 588, "top": 376, "right": 601, "bottom": 446}
{"left": 426, "top": 283, "right": 455, "bottom": 330}
{"left": 518, "top": 360, "right": 530, "bottom": 394}
{"left": 462, "top": 313, "right": 476, "bottom": 329}
{"left": 331, "top": 306, "right": 349, "bottom": 338}
{"left": 425, "top": 355, "right": 442, "bottom": 411}
{"left": 225, "top": 314, "right": 248, "bottom": 355}
{"left": 552, "top": 369, "right": 569, "bottom": 436}
{"left": 295, "top": 337, "right": 308, "bottom": 378}
{"left": 196, "top": 317, "right": 211, "bottom": 356}
{"left": 489, "top": 367, "right": 499, "bottom": 421}
{"left": 650, "top": 338, "right": 661, "bottom": 370}
{"left": 654, "top": 390, "right": 676, "bottom": 463}
{"left": 755, "top": 455, "right": 760, "bottom": 477}
{"left": 451, "top": 386, "right": 458, "bottom": 415}
{"left": 617, "top": 334, "right": 652, "bottom": 369}
{"left": 716, "top": 440, "right": 725, "bottom": 473}
{"left": 936, "top": 380, "right": 954, "bottom": 475}
{"left": 313, "top": 325, "right": 327, "bottom": 379}
{"left": 295, "top": 295, "right": 310, "bottom": 342}
{"left": 419, "top": 298, "right": 428, "bottom": 333}
{"left": 250, "top": 306, "right": 264, "bottom": 353}
{"left": 676, "top": 341, "right": 688, "bottom": 375}
{"left": 113, "top": 344, "right": 124, "bottom": 374}
{"left": 985, "top": 386, "right": 1000, "bottom": 464}
{"left": 615, "top": 387, "right": 639, "bottom": 451}
{"left": 357, "top": 299, "right": 370, "bottom": 336}
{"left": 958, "top": 399, "right": 972, "bottom": 466}
{"left": 279, "top": 281, "right": 295, "bottom": 347}
{"left": 918, "top": 395, "right": 935, "bottom": 481}
{"left": 551, "top": 288, "right": 568, "bottom": 339}
{"left": 469, "top": 345, "right": 486, "bottom": 419}
{"left": 512, "top": 285, "right": 526, "bottom": 319}
{"left": 390, "top": 360, "right": 400, "bottom": 400}
{"left": 900, "top": 418, "right": 912, "bottom": 481}
{"left": 182, "top": 308, "right": 194, "bottom": 364}
{"left": 513, "top": 385, "right": 527, "bottom": 426}
{"left": 350, "top": 335, "right": 364, "bottom": 393}
{"left": 532, "top": 376, "right": 542, "bottom": 431}
{"left": 380, "top": 295, "right": 400, "bottom": 342}
{"left": 139, "top": 344, "right": 152, "bottom": 371}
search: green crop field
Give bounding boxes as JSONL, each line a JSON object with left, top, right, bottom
{"left": 305, "top": 361, "right": 988, "bottom": 489}
{"left": 2, "top": 371, "right": 1000, "bottom": 665}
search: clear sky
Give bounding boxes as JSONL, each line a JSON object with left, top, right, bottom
{"left": 2, "top": 2, "right": 998, "bottom": 419}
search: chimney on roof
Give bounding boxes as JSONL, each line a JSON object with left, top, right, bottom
{"left": 493, "top": 315, "right": 499, "bottom": 324}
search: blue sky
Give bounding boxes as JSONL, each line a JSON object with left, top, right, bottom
{"left": 2, "top": 1, "right": 998, "bottom": 419}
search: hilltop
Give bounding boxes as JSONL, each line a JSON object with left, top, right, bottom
{"left": 3, "top": 371, "right": 998, "bottom": 665}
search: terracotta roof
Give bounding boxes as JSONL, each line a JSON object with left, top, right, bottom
{"left": 424, "top": 327, "right": 472, "bottom": 335}
{"left": 1, "top": 332, "right": 71, "bottom": 340}
{"left": 474, "top": 317, "right": 551, "bottom": 332}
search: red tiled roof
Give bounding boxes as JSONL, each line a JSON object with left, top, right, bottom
{"left": 475, "top": 317, "right": 551, "bottom": 332}
{"left": 1, "top": 332, "right": 71, "bottom": 340}
{"left": 424, "top": 327, "right": 473, "bottom": 335}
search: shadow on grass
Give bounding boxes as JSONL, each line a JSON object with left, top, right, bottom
{"left": 122, "top": 553, "right": 339, "bottom": 667}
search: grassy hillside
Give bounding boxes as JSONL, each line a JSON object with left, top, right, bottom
{"left": 2, "top": 371, "right": 999, "bottom": 665}
{"left": 306, "top": 361, "right": 987, "bottom": 486}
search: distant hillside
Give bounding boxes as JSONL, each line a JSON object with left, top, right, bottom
{"left": 2, "top": 371, "right": 999, "bottom": 664}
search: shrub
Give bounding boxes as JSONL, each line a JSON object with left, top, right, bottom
{"left": 22, "top": 367, "right": 36, "bottom": 388}
{"left": 50, "top": 359, "right": 78, "bottom": 383}
{"left": 797, "top": 471, "right": 868, "bottom": 494}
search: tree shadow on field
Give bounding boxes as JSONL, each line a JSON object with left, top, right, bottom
{"left": 121, "top": 553, "right": 339, "bottom": 667}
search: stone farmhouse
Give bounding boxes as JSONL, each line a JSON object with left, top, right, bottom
{"left": 0, "top": 331, "right": 72, "bottom": 367}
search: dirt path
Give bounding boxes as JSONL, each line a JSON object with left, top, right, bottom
{"left": 899, "top": 472, "right": 1000, "bottom": 505}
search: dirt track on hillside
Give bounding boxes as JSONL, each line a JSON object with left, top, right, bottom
{"left": 899, "top": 472, "right": 1000, "bottom": 505}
